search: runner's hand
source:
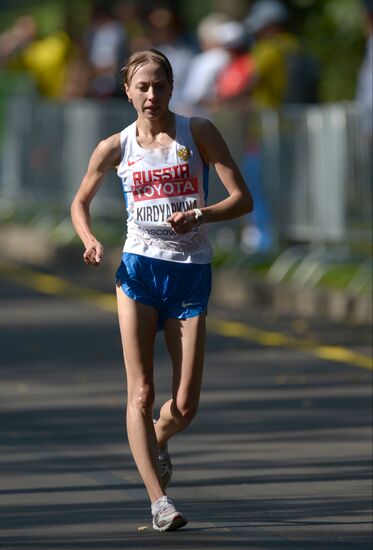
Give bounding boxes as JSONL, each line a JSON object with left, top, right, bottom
{"left": 167, "top": 211, "right": 196, "bottom": 234}
{"left": 83, "top": 240, "right": 103, "bottom": 267}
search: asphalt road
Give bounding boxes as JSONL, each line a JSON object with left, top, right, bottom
{"left": 0, "top": 264, "right": 372, "bottom": 550}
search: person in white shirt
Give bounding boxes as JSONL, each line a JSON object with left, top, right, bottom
{"left": 181, "top": 13, "right": 231, "bottom": 112}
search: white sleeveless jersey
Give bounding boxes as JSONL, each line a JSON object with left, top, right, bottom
{"left": 117, "top": 114, "right": 212, "bottom": 263}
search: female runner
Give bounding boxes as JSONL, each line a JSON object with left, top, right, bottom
{"left": 71, "top": 49, "right": 253, "bottom": 532}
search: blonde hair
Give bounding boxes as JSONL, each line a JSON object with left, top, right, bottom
{"left": 122, "top": 49, "right": 174, "bottom": 89}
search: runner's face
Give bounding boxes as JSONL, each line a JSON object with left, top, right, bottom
{"left": 126, "top": 62, "right": 172, "bottom": 119}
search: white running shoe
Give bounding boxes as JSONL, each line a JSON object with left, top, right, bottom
{"left": 151, "top": 496, "right": 187, "bottom": 532}
{"left": 153, "top": 419, "right": 173, "bottom": 489}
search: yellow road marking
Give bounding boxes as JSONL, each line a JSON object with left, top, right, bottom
{"left": 0, "top": 262, "right": 117, "bottom": 313}
{"left": 1, "top": 261, "right": 371, "bottom": 371}
{"left": 207, "top": 318, "right": 372, "bottom": 371}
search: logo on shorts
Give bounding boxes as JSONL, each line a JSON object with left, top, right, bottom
{"left": 177, "top": 147, "right": 191, "bottom": 161}
{"left": 181, "top": 300, "right": 200, "bottom": 308}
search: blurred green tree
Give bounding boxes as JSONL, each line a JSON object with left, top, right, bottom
{"left": 286, "top": 0, "right": 366, "bottom": 101}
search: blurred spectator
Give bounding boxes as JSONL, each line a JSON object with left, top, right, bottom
{"left": 0, "top": 15, "right": 37, "bottom": 66}
{"left": 86, "top": 3, "right": 128, "bottom": 99}
{"left": 215, "top": 20, "right": 255, "bottom": 105}
{"left": 1, "top": 14, "right": 73, "bottom": 99}
{"left": 245, "top": 0, "right": 319, "bottom": 108}
{"left": 62, "top": 46, "right": 92, "bottom": 101}
{"left": 146, "top": 6, "right": 195, "bottom": 111}
{"left": 238, "top": 0, "right": 320, "bottom": 253}
{"left": 356, "top": 0, "right": 373, "bottom": 111}
{"left": 114, "top": 0, "right": 150, "bottom": 53}
{"left": 180, "top": 13, "right": 231, "bottom": 113}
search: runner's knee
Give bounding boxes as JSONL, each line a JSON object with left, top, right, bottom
{"left": 172, "top": 398, "right": 198, "bottom": 425}
{"left": 128, "top": 383, "right": 155, "bottom": 416}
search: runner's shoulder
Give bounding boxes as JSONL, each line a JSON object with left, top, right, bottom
{"left": 95, "top": 133, "right": 121, "bottom": 166}
{"left": 96, "top": 133, "right": 121, "bottom": 154}
{"left": 190, "top": 116, "right": 215, "bottom": 135}
{"left": 190, "top": 117, "right": 220, "bottom": 164}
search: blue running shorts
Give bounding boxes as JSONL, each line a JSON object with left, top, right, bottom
{"left": 116, "top": 252, "right": 212, "bottom": 331}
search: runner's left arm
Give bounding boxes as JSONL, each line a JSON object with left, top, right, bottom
{"left": 167, "top": 117, "right": 253, "bottom": 234}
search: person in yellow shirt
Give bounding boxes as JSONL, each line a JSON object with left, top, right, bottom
{"left": 250, "top": 33, "right": 298, "bottom": 108}
{"left": 245, "top": 0, "right": 318, "bottom": 108}
{"left": 238, "top": 1, "right": 319, "bottom": 254}
{"left": 3, "top": 14, "right": 73, "bottom": 99}
{"left": 19, "top": 30, "right": 72, "bottom": 99}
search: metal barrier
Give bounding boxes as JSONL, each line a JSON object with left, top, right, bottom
{"left": 0, "top": 95, "right": 371, "bottom": 252}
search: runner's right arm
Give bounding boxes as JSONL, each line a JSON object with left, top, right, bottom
{"left": 70, "top": 133, "right": 121, "bottom": 266}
